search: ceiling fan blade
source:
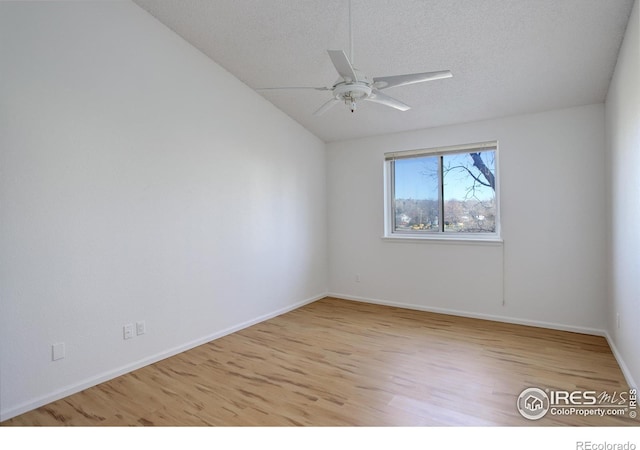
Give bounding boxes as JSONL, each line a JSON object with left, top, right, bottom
{"left": 256, "top": 86, "right": 330, "bottom": 91}
{"left": 366, "top": 90, "right": 410, "bottom": 111}
{"left": 313, "top": 98, "right": 340, "bottom": 116}
{"left": 327, "top": 50, "right": 358, "bottom": 82}
{"left": 373, "top": 70, "right": 452, "bottom": 90}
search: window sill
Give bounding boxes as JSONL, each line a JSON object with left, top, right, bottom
{"left": 382, "top": 234, "right": 503, "bottom": 245}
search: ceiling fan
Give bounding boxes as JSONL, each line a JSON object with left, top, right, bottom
{"left": 256, "top": 0, "right": 452, "bottom": 116}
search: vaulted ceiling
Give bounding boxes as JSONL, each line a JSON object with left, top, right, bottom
{"left": 133, "top": 0, "right": 635, "bottom": 142}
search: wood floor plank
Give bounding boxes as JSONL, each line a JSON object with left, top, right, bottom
{"left": 2, "top": 297, "right": 636, "bottom": 426}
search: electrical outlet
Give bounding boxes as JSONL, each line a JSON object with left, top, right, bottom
{"left": 52, "top": 343, "right": 65, "bottom": 361}
{"left": 355, "top": 273, "right": 361, "bottom": 282}
{"left": 123, "top": 323, "right": 134, "bottom": 340}
{"left": 617, "top": 313, "right": 620, "bottom": 329}
{"left": 136, "top": 321, "right": 146, "bottom": 336}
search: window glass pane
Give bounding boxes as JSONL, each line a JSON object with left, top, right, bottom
{"left": 393, "top": 156, "right": 439, "bottom": 231}
{"left": 442, "top": 150, "right": 496, "bottom": 232}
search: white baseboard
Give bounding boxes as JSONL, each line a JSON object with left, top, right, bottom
{"left": 328, "top": 292, "right": 605, "bottom": 335}
{"left": 329, "top": 292, "right": 639, "bottom": 389}
{"left": 0, "top": 292, "right": 327, "bottom": 422}
{"left": 604, "top": 331, "right": 638, "bottom": 390}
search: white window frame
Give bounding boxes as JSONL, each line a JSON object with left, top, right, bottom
{"left": 383, "top": 141, "right": 501, "bottom": 243}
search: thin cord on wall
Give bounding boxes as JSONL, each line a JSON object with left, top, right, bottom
{"left": 502, "top": 240, "right": 506, "bottom": 306}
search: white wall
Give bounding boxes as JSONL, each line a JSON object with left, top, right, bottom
{"left": 605, "top": 0, "right": 639, "bottom": 388}
{"left": 0, "top": 1, "right": 327, "bottom": 420}
{"left": 328, "top": 104, "right": 607, "bottom": 332}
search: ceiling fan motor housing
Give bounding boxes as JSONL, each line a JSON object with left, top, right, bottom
{"left": 333, "top": 82, "right": 372, "bottom": 100}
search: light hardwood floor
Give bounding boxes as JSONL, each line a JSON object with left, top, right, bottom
{"left": 2, "top": 297, "right": 637, "bottom": 426}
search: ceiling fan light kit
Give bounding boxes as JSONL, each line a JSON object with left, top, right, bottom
{"left": 257, "top": 0, "right": 452, "bottom": 116}
{"left": 333, "top": 82, "right": 371, "bottom": 113}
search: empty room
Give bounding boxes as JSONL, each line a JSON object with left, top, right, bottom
{"left": 1, "top": 0, "right": 639, "bottom": 437}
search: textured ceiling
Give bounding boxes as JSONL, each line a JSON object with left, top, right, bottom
{"left": 133, "top": 0, "right": 634, "bottom": 142}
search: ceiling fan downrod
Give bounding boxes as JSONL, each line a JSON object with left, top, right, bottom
{"left": 348, "top": 0, "right": 354, "bottom": 65}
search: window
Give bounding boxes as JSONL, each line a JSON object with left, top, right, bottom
{"left": 384, "top": 141, "right": 499, "bottom": 240}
